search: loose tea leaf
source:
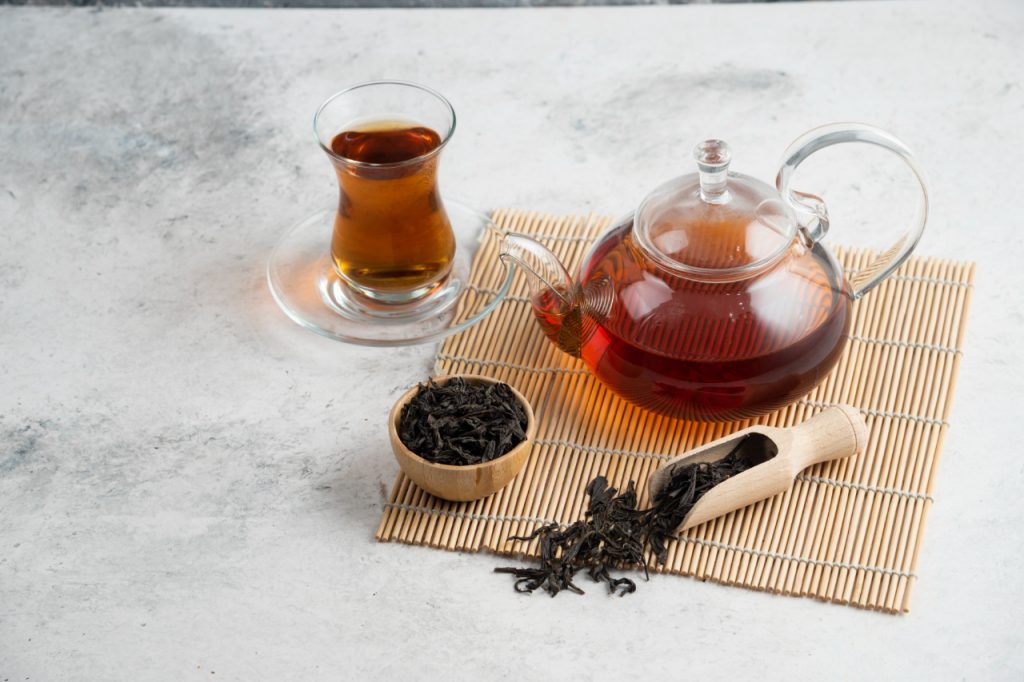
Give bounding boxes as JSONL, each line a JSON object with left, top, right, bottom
{"left": 495, "top": 435, "right": 762, "bottom": 597}
{"left": 495, "top": 477, "right": 645, "bottom": 597}
{"left": 398, "top": 378, "right": 528, "bottom": 466}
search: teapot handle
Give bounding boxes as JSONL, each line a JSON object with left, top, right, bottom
{"left": 775, "top": 123, "right": 929, "bottom": 300}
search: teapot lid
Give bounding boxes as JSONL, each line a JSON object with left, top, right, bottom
{"left": 633, "top": 140, "right": 798, "bottom": 282}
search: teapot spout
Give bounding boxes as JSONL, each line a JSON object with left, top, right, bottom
{"left": 499, "top": 234, "right": 576, "bottom": 306}
{"left": 499, "top": 234, "right": 584, "bottom": 357}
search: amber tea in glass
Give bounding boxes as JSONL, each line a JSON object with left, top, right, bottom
{"left": 267, "top": 80, "right": 513, "bottom": 346}
{"left": 315, "top": 82, "right": 457, "bottom": 304}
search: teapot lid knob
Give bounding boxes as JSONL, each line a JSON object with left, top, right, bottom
{"left": 632, "top": 136, "right": 798, "bottom": 281}
{"left": 693, "top": 140, "right": 731, "bottom": 204}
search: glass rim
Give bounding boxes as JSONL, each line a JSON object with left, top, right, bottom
{"left": 313, "top": 80, "right": 457, "bottom": 169}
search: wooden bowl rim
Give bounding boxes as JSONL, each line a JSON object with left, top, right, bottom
{"left": 389, "top": 373, "right": 536, "bottom": 472}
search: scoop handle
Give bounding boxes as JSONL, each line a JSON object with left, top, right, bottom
{"left": 788, "top": 405, "right": 869, "bottom": 469}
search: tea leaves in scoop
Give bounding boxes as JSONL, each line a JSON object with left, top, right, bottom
{"left": 643, "top": 437, "right": 755, "bottom": 563}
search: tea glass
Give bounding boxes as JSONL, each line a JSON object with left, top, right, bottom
{"left": 267, "top": 80, "right": 512, "bottom": 346}
{"left": 315, "top": 81, "right": 456, "bottom": 306}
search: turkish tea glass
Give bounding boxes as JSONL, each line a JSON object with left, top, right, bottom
{"left": 267, "top": 81, "right": 513, "bottom": 346}
{"left": 314, "top": 81, "right": 457, "bottom": 306}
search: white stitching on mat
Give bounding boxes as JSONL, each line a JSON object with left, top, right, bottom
{"left": 487, "top": 227, "right": 964, "bottom": 290}
{"left": 896, "top": 274, "right": 972, "bottom": 288}
{"left": 848, "top": 335, "right": 962, "bottom": 355}
{"left": 436, "top": 352, "right": 961, "bottom": 380}
{"left": 794, "top": 475, "right": 934, "bottom": 502}
{"left": 435, "top": 354, "right": 589, "bottom": 376}
{"left": 477, "top": 249, "right": 969, "bottom": 288}
{"left": 531, "top": 439, "right": 933, "bottom": 502}
{"left": 441, "top": 310, "right": 967, "bottom": 355}
{"left": 533, "top": 438, "right": 668, "bottom": 460}
{"left": 381, "top": 503, "right": 916, "bottom": 579}
{"left": 513, "top": 233, "right": 595, "bottom": 243}
{"left": 382, "top": 502, "right": 555, "bottom": 527}
{"left": 844, "top": 269, "right": 972, "bottom": 288}
{"left": 470, "top": 282, "right": 973, "bottom": 302}
{"left": 489, "top": 229, "right": 597, "bottom": 243}
{"left": 490, "top": 237, "right": 966, "bottom": 290}
{"left": 673, "top": 536, "right": 917, "bottom": 579}
{"left": 799, "top": 399, "right": 949, "bottom": 427}
{"left": 435, "top": 356, "right": 584, "bottom": 376}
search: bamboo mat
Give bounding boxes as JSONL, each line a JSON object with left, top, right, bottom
{"left": 376, "top": 210, "right": 975, "bottom": 613}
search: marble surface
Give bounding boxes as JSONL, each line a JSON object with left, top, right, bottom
{"left": 1, "top": 1, "right": 1022, "bottom": 679}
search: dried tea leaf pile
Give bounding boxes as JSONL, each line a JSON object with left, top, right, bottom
{"left": 495, "top": 439, "right": 755, "bottom": 597}
{"left": 398, "top": 378, "right": 528, "bottom": 466}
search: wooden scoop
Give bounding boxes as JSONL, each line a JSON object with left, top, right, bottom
{"left": 647, "top": 406, "right": 868, "bottom": 532}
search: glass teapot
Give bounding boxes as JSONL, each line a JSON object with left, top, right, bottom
{"left": 500, "top": 124, "right": 928, "bottom": 422}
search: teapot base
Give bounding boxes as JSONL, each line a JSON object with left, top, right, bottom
{"left": 577, "top": 297, "right": 850, "bottom": 422}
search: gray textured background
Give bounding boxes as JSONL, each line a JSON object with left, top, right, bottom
{"left": 3, "top": 1, "right": 1021, "bottom": 680}
{"left": 2, "top": 0, "right": 788, "bottom": 7}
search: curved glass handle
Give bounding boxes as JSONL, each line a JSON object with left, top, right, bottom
{"left": 775, "top": 123, "right": 929, "bottom": 300}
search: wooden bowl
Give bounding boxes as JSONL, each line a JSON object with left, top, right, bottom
{"left": 389, "top": 374, "right": 536, "bottom": 502}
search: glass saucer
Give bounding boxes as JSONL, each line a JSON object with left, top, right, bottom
{"left": 267, "top": 198, "right": 512, "bottom": 346}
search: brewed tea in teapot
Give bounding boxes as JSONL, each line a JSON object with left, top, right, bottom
{"left": 502, "top": 124, "right": 928, "bottom": 421}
